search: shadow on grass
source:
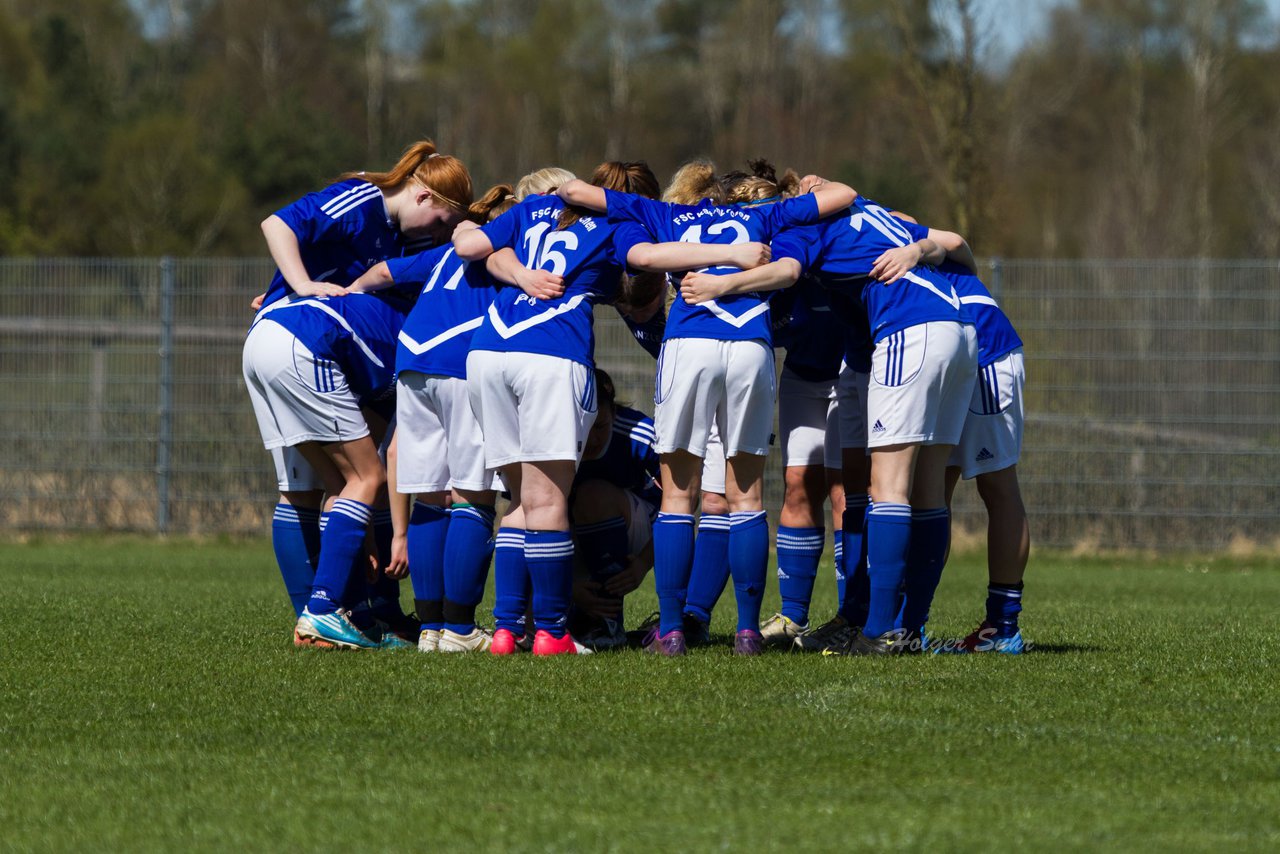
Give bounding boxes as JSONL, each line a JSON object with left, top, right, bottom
{"left": 1027, "top": 642, "right": 1104, "bottom": 654}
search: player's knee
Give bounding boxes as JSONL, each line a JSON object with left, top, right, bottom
{"left": 700, "top": 490, "right": 729, "bottom": 516}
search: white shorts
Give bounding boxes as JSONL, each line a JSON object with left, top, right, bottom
{"left": 269, "top": 446, "right": 323, "bottom": 492}
{"left": 243, "top": 319, "right": 370, "bottom": 449}
{"left": 654, "top": 337, "right": 775, "bottom": 458}
{"left": 465, "top": 350, "right": 597, "bottom": 467}
{"left": 701, "top": 421, "right": 726, "bottom": 494}
{"left": 778, "top": 367, "right": 840, "bottom": 470}
{"left": 624, "top": 489, "right": 657, "bottom": 555}
{"left": 949, "top": 349, "right": 1025, "bottom": 479}
{"left": 396, "top": 372, "right": 497, "bottom": 493}
{"left": 867, "top": 321, "right": 978, "bottom": 448}
{"left": 837, "top": 361, "right": 870, "bottom": 450}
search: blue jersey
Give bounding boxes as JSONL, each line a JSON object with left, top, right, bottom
{"left": 390, "top": 245, "right": 500, "bottom": 380}
{"left": 619, "top": 303, "right": 666, "bottom": 360}
{"left": 604, "top": 191, "right": 820, "bottom": 345}
{"left": 574, "top": 406, "right": 661, "bottom": 511}
{"left": 254, "top": 293, "right": 406, "bottom": 414}
{"left": 258, "top": 179, "right": 413, "bottom": 311}
{"left": 467, "top": 196, "right": 645, "bottom": 367}
{"left": 773, "top": 278, "right": 844, "bottom": 383}
{"left": 936, "top": 261, "right": 1023, "bottom": 367}
{"left": 788, "top": 197, "right": 962, "bottom": 344}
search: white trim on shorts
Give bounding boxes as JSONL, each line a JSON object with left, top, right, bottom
{"left": 866, "top": 321, "right": 978, "bottom": 448}
{"left": 948, "top": 348, "right": 1025, "bottom": 479}
{"left": 700, "top": 421, "right": 727, "bottom": 494}
{"left": 465, "top": 349, "right": 597, "bottom": 467}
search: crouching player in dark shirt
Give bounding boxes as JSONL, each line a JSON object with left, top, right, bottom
{"left": 568, "top": 369, "right": 661, "bottom": 650}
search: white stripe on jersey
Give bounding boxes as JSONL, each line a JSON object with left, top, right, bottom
{"left": 319, "top": 184, "right": 368, "bottom": 213}
{"left": 486, "top": 295, "right": 587, "bottom": 339}
{"left": 258, "top": 298, "right": 386, "bottom": 368}
{"left": 398, "top": 318, "right": 485, "bottom": 355}
{"left": 700, "top": 298, "right": 771, "bottom": 328}
{"left": 960, "top": 294, "right": 999, "bottom": 308}
{"left": 327, "top": 185, "right": 382, "bottom": 219}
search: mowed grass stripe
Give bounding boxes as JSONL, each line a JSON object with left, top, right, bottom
{"left": 1, "top": 537, "right": 1276, "bottom": 850}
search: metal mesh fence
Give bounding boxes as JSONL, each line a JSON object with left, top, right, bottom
{"left": 2, "top": 257, "right": 1277, "bottom": 551}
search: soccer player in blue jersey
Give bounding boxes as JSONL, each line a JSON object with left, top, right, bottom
{"left": 759, "top": 276, "right": 848, "bottom": 648}
{"left": 456, "top": 161, "right": 771, "bottom": 656}
{"left": 244, "top": 140, "right": 474, "bottom": 649}
{"left": 681, "top": 193, "right": 978, "bottom": 654}
{"left": 346, "top": 183, "right": 518, "bottom": 654}
{"left": 559, "top": 165, "right": 857, "bottom": 656}
{"left": 935, "top": 261, "right": 1030, "bottom": 653}
{"left": 568, "top": 369, "right": 661, "bottom": 650}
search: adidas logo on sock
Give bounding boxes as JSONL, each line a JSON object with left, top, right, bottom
{"left": 976, "top": 447, "right": 994, "bottom": 461}
{"left": 872, "top": 420, "right": 886, "bottom": 433}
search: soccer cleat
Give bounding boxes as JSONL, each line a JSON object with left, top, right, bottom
{"left": 643, "top": 629, "right": 687, "bottom": 657}
{"left": 845, "top": 628, "right": 912, "bottom": 656}
{"left": 629, "top": 611, "right": 661, "bottom": 649}
{"left": 759, "top": 613, "right": 809, "bottom": 649}
{"left": 438, "top": 626, "right": 493, "bottom": 653}
{"left": 531, "top": 630, "right": 594, "bottom": 656}
{"left": 733, "top": 629, "right": 765, "bottom": 656}
{"left": 960, "top": 621, "right": 1025, "bottom": 654}
{"left": 802, "top": 615, "right": 858, "bottom": 654}
{"left": 417, "top": 628, "right": 442, "bottom": 652}
{"left": 376, "top": 610, "right": 422, "bottom": 645}
{"left": 579, "top": 618, "right": 628, "bottom": 652}
{"left": 373, "top": 624, "right": 417, "bottom": 650}
{"left": 682, "top": 613, "right": 711, "bottom": 647}
{"left": 489, "top": 628, "right": 524, "bottom": 656}
{"left": 292, "top": 628, "right": 336, "bottom": 649}
{"left": 294, "top": 608, "right": 379, "bottom": 650}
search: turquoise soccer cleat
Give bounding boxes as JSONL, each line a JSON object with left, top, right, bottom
{"left": 294, "top": 608, "right": 379, "bottom": 650}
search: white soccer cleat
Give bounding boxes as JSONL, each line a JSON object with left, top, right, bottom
{"left": 437, "top": 626, "right": 493, "bottom": 653}
{"left": 417, "top": 628, "right": 442, "bottom": 652}
{"left": 759, "top": 612, "right": 809, "bottom": 648}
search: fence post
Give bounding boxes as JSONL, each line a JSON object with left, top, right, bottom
{"left": 157, "top": 257, "right": 175, "bottom": 534}
{"left": 989, "top": 256, "right": 1003, "bottom": 299}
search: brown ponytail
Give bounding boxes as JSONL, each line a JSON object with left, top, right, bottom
{"left": 468, "top": 183, "right": 516, "bottom": 224}
{"left": 341, "top": 139, "right": 474, "bottom": 213}
{"left": 558, "top": 160, "right": 659, "bottom": 230}
{"left": 721, "top": 157, "right": 800, "bottom": 205}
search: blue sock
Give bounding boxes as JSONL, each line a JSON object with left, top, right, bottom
{"left": 442, "top": 504, "right": 496, "bottom": 634}
{"left": 776, "top": 525, "right": 823, "bottom": 625}
{"left": 653, "top": 512, "right": 696, "bottom": 635}
{"left": 493, "top": 528, "right": 530, "bottom": 636}
{"left": 838, "top": 496, "right": 870, "bottom": 625}
{"left": 271, "top": 503, "right": 320, "bottom": 617}
{"left": 683, "top": 513, "right": 730, "bottom": 623}
{"left": 863, "top": 502, "right": 912, "bottom": 637}
{"left": 407, "top": 501, "right": 450, "bottom": 631}
{"left": 898, "top": 508, "right": 950, "bottom": 633}
{"left": 729, "top": 511, "right": 768, "bottom": 633}
{"left": 986, "top": 583, "right": 1024, "bottom": 633}
{"left": 525, "top": 530, "right": 574, "bottom": 637}
{"left": 307, "top": 499, "right": 372, "bottom": 615}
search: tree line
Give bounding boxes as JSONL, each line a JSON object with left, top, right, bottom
{"left": 1, "top": 0, "right": 1277, "bottom": 258}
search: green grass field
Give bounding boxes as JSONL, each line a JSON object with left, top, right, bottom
{"left": 1, "top": 536, "right": 1276, "bottom": 851}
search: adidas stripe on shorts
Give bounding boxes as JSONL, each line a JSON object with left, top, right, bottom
{"left": 243, "top": 319, "right": 371, "bottom": 451}
{"left": 779, "top": 366, "right": 841, "bottom": 470}
{"left": 948, "top": 347, "right": 1025, "bottom": 479}
{"left": 653, "top": 337, "right": 775, "bottom": 458}
{"left": 465, "top": 350, "right": 598, "bottom": 467}
{"left": 395, "top": 371, "right": 499, "bottom": 493}
{"left": 866, "top": 321, "right": 978, "bottom": 448}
